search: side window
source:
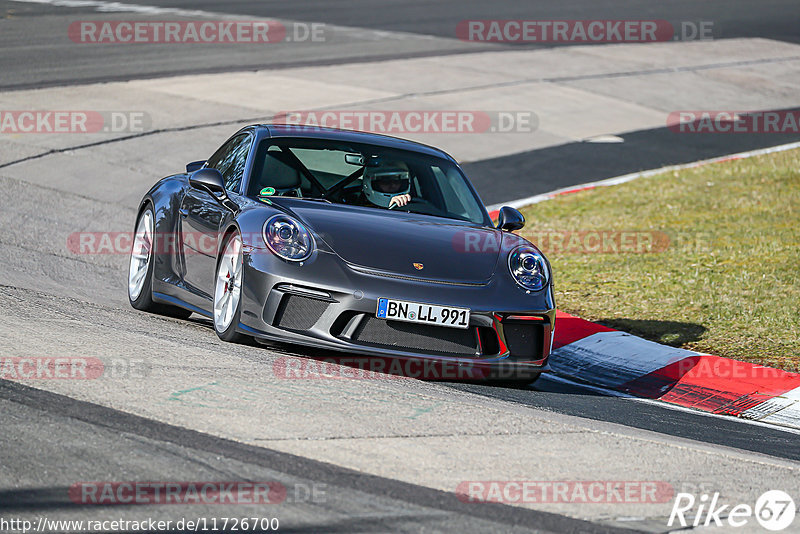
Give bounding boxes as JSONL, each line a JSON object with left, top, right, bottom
{"left": 206, "top": 134, "right": 252, "bottom": 194}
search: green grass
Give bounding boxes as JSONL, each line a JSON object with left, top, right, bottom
{"left": 518, "top": 149, "right": 800, "bottom": 371}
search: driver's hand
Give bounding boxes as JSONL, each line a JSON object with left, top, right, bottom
{"left": 389, "top": 194, "right": 411, "bottom": 208}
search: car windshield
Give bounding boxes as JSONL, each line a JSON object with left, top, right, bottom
{"left": 246, "top": 137, "right": 490, "bottom": 225}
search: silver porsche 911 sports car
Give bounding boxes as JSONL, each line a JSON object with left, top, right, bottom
{"left": 128, "top": 125, "right": 555, "bottom": 380}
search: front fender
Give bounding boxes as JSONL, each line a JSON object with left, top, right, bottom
{"left": 139, "top": 175, "right": 190, "bottom": 286}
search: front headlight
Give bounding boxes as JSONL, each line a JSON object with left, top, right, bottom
{"left": 508, "top": 245, "right": 549, "bottom": 291}
{"left": 263, "top": 215, "right": 314, "bottom": 261}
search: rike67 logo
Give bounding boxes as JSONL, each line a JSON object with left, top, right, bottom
{"left": 669, "top": 490, "right": 796, "bottom": 531}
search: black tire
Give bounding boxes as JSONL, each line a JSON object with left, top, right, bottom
{"left": 128, "top": 205, "right": 192, "bottom": 319}
{"left": 213, "top": 231, "right": 249, "bottom": 344}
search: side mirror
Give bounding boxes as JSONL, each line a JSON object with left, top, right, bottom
{"left": 186, "top": 160, "right": 206, "bottom": 173}
{"left": 496, "top": 206, "right": 525, "bottom": 231}
{"left": 189, "top": 168, "right": 228, "bottom": 200}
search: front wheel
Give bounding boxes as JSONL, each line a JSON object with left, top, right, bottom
{"left": 213, "top": 231, "right": 248, "bottom": 343}
{"left": 128, "top": 205, "right": 191, "bottom": 319}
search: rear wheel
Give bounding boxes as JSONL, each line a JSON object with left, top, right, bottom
{"left": 213, "top": 231, "right": 248, "bottom": 343}
{"left": 128, "top": 205, "right": 192, "bottom": 319}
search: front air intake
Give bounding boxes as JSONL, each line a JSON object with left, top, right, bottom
{"left": 502, "top": 321, "right": 545, "bottom": 360}
{"left": 274, "top": 294, "right": 329, "bottom": 331}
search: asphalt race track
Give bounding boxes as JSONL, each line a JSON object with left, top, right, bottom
{"left": 2, "top": 0, "right": 800, "bottom": 89}
{"left": 1, "top": 1, "right": 800, "bottom": 533}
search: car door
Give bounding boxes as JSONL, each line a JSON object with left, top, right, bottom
{"left": 180, "top": 132, "right": 252, "bottom": 298}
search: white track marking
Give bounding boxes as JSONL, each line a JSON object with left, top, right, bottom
{"left": 549, "top": 331, "right": 705, "bottom": 390}
{"left": 740, "top": 386, "right": 800, "bottom": 430}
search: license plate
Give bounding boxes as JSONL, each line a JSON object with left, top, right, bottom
{"left": 376, "top": 298, "right": 470, "bottom": 329}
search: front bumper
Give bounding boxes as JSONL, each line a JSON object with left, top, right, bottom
{"left": 237, "top": 248, "right": 555, "bottom": 375}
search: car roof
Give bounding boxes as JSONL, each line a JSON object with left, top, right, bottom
{"left": 255, "top": 124, "right": 456, "bottom": 161}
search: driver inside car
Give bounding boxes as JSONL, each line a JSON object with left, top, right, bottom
{"left": 361, "top": 161, "right": 413, "bottom": 209}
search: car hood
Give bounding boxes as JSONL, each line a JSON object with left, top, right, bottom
{"left": 280, "top": 201, "right": 502, "bottom": 284}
